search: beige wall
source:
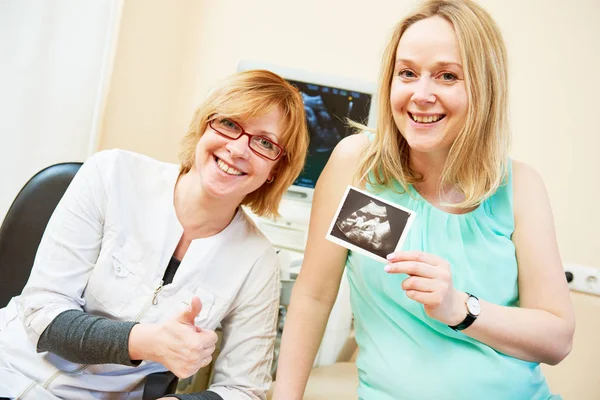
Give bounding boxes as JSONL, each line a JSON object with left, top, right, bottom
{"left": 99, "top": 0, "right": 196, "bottom": 161}
{"left": 98, "top": 1, "right": 600, "bottom": 398}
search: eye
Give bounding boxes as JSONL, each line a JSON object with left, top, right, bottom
{"left": 398, "top": 69, "right": 417, "bottom": 79}
{"left": 438, "top": 72, "right": 458, "bottom": 82}
{"left": 219, "top": 118, "right": 238, "bottom": 130}
{"left": 256, "top": 137, "right": 275, "bottom": 150}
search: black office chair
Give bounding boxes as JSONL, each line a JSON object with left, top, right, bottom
{"left": 0, "top": 162, "right": 176, "bottom": 399}
{"left": 0, "top": 162, "right": 83, "bottom": 308}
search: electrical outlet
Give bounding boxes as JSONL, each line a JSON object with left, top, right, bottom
{"left": 564, "top": 263, "right": 600, "bottom": 296}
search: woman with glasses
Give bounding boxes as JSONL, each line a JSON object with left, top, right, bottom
{"left": 0, "top": 70, "right": 308, "bottom": 400}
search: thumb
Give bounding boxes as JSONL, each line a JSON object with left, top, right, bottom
{"left": 178, "top": 296, "right": 202, "bottom": 325}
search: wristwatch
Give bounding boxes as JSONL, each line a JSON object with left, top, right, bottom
{"left": 449, "top": 292, "right": 480, "bottom": 331}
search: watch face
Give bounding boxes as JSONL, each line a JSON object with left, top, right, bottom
{"left": 466, "top": 296, "right": 481, "bottom": 316}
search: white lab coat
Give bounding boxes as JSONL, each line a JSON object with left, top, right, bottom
{"left": 0, "top": 150, "right": 279, "bottom": 400}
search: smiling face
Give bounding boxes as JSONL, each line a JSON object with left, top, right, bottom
{"left": 193, "top": 107, "right": 284, "bottom": 204}
{"left": 390, "top": 16, "right": 468, "bottom": 157}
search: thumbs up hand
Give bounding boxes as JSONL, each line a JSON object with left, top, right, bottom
{"left": 178, "top": 296, "right": 204, "bottom": 330}
{"left": 128, "top": 296, "right": 219, "bottom": 379}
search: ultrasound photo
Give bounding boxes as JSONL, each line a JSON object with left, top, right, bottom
{"left": 327, "top": 186, "right": 416, "bottom": 262}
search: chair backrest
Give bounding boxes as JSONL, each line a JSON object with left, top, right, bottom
{"left": 0, "top": 162, "right": 82, "bottom": 308}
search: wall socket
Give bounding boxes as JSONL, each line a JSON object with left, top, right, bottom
{"left": 564, "top": 263, "right": 600, "bottom": 297}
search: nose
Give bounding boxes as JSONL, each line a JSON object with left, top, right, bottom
{"left": 411, "top": 77, "right": 436, "bottom": 105}
{"left": 225, "top": 135, "right": 251, "bottom": 159}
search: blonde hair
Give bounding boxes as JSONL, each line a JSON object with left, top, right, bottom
{"left": 356, "top": 0, "right": 510, "bottom": 208}
{"left": 179, "top": 70, "right": 309, "bottom": 218}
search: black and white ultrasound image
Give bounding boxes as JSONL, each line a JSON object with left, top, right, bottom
{"left": 330, "top": 188, "right": 412, "bottom": 259}
{"left": 336, "top": 201, "right": 393, "bottom": 253}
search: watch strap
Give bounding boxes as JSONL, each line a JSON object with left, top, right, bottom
{"left": 448, "top": 293, "right": 478, "bottom": 331}
{"left": 449, "top": 312, "right": 476, "bottom": 331}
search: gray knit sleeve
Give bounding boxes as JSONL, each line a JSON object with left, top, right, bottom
{"left": 37, "top": 309, "right": 139, "bottom": 366}
{"left": 167, "top": 391, "right": 224, "bottom": 400}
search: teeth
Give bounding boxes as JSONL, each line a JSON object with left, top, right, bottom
{"left": 216, "top": 158, "right": 243, "bottom": 176}
{"left": 411, "top": 114, "right": 443, "bottom": 123}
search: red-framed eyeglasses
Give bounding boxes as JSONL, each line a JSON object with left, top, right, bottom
{"left": 208, "top": 116, "right": 285, "bottom": 161}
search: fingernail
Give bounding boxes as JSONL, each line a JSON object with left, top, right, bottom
{"left": 384, "top": 264, "right": 391, "bottom": 272}
{"left": 386, "top": 253, "right": 394, "bottom": 260}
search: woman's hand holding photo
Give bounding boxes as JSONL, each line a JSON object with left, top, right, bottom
{"left": 385, "top": 251, "right": 466, "bottom": 326}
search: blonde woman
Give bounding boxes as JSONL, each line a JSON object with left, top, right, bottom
{"left": 273, "top": 1, "right": 574, "bottom": 399}
{"left": 0, "top": 70, "right": 308, "bottom": 400}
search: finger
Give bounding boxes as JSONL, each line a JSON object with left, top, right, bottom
{"left": 191, "top": 355, "right": 212, "bottom": 372}
{"left": 178, "top": 296, "right": 203, "bottom": 325}
{"left": 188, "top": 338, "right": 215, "bottom": 355}
{"left": 386, "top": 251, "right": 446, "bottom": 266}
{"left": 188, "top": 331, "right": 218, "bottom": 354}
{"left": 385, "top": 261, "right": 437, "bottom": 277}
{"left": 402, "top": 276, "right": 438, "bottom": 292}
{"left": 199, "top": 329, "right": 219, "bottom": 346}
{"left": 405, "top": 290, "right": 444, "bottom": 306}
{"left": 202, "top": 344, "right": 216, "bottom": 356}
{"left": 201, "top": 355, "right": 212, "bottom": 368}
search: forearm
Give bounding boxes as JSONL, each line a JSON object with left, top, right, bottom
{"left": 463, "top": 298, "right": 574, "bottom": 365}
{"left": 38, "top": 310, "right": 138, "bottom": 365}
{"left": 273, "top": 293, "right": 334, "bottom": 400}
{"left": 129, "top": 321, "right": 175, "bottom": 364}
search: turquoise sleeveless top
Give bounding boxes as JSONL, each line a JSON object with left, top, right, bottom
{"left": 345, "top": 160, "right": 559, "bottom": 400}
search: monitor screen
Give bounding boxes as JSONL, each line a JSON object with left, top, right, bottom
{"left": 288, "top": 78, "right": 373, "bottom": 189}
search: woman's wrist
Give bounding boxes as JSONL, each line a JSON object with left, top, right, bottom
{"left": 449, "top": 291, "right": 469, "bottom": 326}
{"left": 128, "top": 323, "right": 158, "bottom": 361}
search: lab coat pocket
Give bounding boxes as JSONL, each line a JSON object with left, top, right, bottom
{"left": 178, "top": 287, "right": 227, "bottom": 331}
{"left": 86, "top": 238, "right": 146, "bottom": 317}
{"left": 112, "top": 247, "right": 142, "bottom": 279}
